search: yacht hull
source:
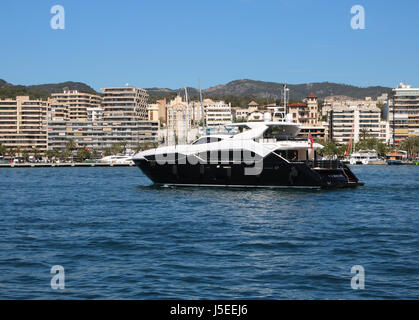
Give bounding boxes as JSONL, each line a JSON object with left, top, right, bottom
{"left": 133, "top": 155, "right": 364, "bottom": 189}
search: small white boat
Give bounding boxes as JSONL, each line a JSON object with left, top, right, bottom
{"left": 349, "top": 150, "right": 381, "bottom": 165}
{"left": 100, "top": 155, "right": 134, "bottom": 165}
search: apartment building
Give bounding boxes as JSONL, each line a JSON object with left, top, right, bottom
{"left": 204, "top": 99, "right": 232, "bottom": 128}
{"left": 190, "top": 100, "right": 204, "bottom": 124}
{"left": 323, "top": 102, "right": 383, "bottom": 144}
{"left": 51, "top": 90, "right": 101, "bottom": 121}
{"left": 48, "top": 120, "right": 159, "bottom": 152}
{"left": 102, "top": 86, "right": 148, "bottom": 122}
{"left": 155, "top": 99, "right": 167, "bottom": 124}
{"left": 389, "top": 83, "right": 419, "bottom": 144}
{"left": 87, "top": 107, "right": 103, "bottom": 122}
{"left": 232, "top": 107, "right": 249, "bottom": 121}
{"left": 0, "top": 96, "right": 48, "bottom": 154}
{"left": 48, "top": 98, "right": 68, "bottom": 121}
{"left": 147, "top": 104, "right": 160, "bottom": 121}
{"left": 298, "top": 126, "right": 326, "bottom": 141}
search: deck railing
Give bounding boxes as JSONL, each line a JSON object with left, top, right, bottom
{"left": 304, "top": 159, "right": 343, "bottom": 169}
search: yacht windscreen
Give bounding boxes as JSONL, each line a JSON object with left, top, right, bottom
{"left": 263, "top": 126, "right": 289, "bottom": 140}
{"left": 192, "top": 137, "right": 223, "bottom": 145}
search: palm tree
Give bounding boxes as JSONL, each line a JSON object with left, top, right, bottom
{"left": 359, "top": 129, "right": 370, "bottom": 141}
{"left": 121, "top": 141, "right": 127, "bottom": 154}
{"left": 32, "top": 147, "right": 40, "bottom": 161}
{"left": 66, "top": 138, "right": 77, "bottom": 151}
{"left": 60, "top": 148, "right": 71, "bottom": 162}
{"left": 400, "top": 137, "right": 419, "bottom": 158}
{"left": 22, "top": 150, "right": 29, "bottom": 162}
{"left": 0, "top": 143, "right": 6, "bottom": 157}
{"left": 15, "top": 146, "right": 22, "bottom": 159}
{"left": 8, "top": 147, "right": 15, "bottom": 158}
{"left": 46, "top": 150, "right": 56, "bottom": 162}
{"left": 65, "top": 139, "right": 77, "bottom": 162}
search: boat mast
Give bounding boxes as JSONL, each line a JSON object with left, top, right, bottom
{"left": 283, "top": 84, "right": 290, "bottom": 120}
{"left": 199, "top": 79, "right": 205, "bottom": 134}
{"left": 184, "top": 87, "right": 190, "bottom": 144}
{"left": 284, "top": 84, "right": 289, "bottom": 115}
{"left": 166, "top": 102, "right": 169, "bottom": 146}
{"left": 347, "top": 121, "right": 355, "bottom": 156}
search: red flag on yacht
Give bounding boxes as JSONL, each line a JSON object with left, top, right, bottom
{"left": 308, "top": 132, "right": 313, "bottom": 150}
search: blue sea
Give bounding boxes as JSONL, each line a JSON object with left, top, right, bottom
{"left": 0, "top": 166, "right": 418, "bottom": 299}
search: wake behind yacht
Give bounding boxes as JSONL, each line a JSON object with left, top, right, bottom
{"left": 132, "top": 119, "right": 364, "bottom": 189}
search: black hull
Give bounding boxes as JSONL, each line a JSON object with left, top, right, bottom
{"left": 133, "top": 154, "right": 364, "bottom": 189}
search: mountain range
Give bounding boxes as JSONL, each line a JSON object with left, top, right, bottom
{"left": 146, "top": 79, "right": 392, "bottom": 101}
{"left": 0, "top": 79, "right": 97, "bottom": 100}
{"left": 1, "top": 78, "right": 391, "bottom": 102}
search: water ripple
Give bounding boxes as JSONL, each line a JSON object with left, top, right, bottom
{"left": 0, "top": 166, "right": 418, "bottom": 299}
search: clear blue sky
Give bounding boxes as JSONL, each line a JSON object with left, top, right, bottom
{"left": 0, "top": 0, "right": 418, "bottom": 91}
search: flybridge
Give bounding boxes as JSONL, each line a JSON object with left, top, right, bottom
{"left": 226, "top": 121, "right": 301, "bottom": 141}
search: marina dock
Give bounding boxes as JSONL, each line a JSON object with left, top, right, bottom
{"left": 0, "top": 162, "right": 135, "bottom": 168}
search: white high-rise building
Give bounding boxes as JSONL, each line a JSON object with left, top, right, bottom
{"left": 323, "top": 100, "right": 384, "bottom": 144}
{"left": 390, "top": 83, "right": 419, "bottom": 144}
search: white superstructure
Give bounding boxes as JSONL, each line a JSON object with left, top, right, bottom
{"left": 349, "top": 150, "right": 380, "bottom": 165}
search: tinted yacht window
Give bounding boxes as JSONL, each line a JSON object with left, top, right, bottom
{"left": 192, "top": 137, "right": 222, "bottom": 145}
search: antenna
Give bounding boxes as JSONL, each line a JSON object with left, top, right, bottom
{"left": 283, "top": 84, "right": 290, "bottom": 115}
